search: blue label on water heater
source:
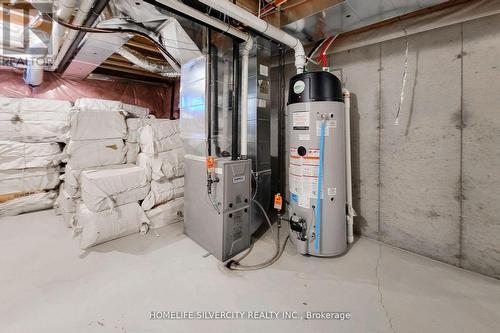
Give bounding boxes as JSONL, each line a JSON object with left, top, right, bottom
{"left": 291, "top": 193, "right": 298, "bottom": 203}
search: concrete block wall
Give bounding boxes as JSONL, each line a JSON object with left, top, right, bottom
{"left": 328, "top": 14, "right": 500, "bottom": 278}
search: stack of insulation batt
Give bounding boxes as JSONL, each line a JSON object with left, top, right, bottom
{"left": 0, "top": 97, "right": 71, "bottom": 217}
{"left": 62, "top": 98, "right": 151, "bottom": 249}
{"left": 56, "top": 99, "right": 128, "bottom": 227}
{"left": 125, "top": 115, "right": 156, "bottom": 164}
{"left": 76, "top": 97, "right": 151, "bottom": 164}
{"left": 77, "top": 164, "right": 151, "bottom": 249}
{"left": 136, "top": 119, "right": 184, "bottom": 229}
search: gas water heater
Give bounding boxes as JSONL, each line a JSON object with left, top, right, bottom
{"left": 287, "top": 71, "right": 347, "bottom": 256}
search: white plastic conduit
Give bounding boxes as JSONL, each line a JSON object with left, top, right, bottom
{"left": 343, "top": 88, "right": 355, "bottom": 244}
{"left": 51, "top": 0, "right": 95, "bottom": 70}
{"left": 153, "top": 0, "right": 253, "bottom": 157}
{"left": 197, "top": 0, "right": 306, "bottom": 73}
{"left": 51, "top": 0, "right": 76, "bottom": 59}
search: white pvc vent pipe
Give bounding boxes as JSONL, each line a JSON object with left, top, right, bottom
{"left": 51, "top": 0, "right": 95, "bottom": 70}
{"left": 343, "top": 88, "right": 355, "bottom": 244}
{"left": 52, "top": 0, "right": 76, "bottom": 58}
{"left": 197, "top": 0, "right": 305, "bottom": 74}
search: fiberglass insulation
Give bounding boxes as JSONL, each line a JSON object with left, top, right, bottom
{"left": 69, "top": 109, "right": 127, "bottom": 140}
{"left": 141, "top": 177, "right": 184, "bottom": 211}
{"left": 0, "top": 141, "right": 62, "bottom": 170}
{"left": 145, "top": 197, "right": 183, "bottom": 229}
{"left": 138, "top": 119, "right": 182, "bottom": 155}
{"left": 0, "top": 191, "right": 57, "bottom": 217}
{"left": 0, "top": 97, "right": 71, "bottom": 142}
{"left": 0, "top": 167, "right": 60, "bottom": 195}
{"left": 80, "top": 164, "right": 150, "bottom": 212}
{"left": 136, "top": 148, "right": 184, "bottom": 181}
{"left": 65, "top": 138, "right": 126, "bottom": 169}
{"left": 76, "top": 201, "right": 150, "bottom": 250}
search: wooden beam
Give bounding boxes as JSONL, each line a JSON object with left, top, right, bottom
{"left": 126, "top": 39, "right": 161, "bottom": 54}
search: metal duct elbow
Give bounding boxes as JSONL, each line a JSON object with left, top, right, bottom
{"left": 116, "top": 46, "right": 180, "bottom": 78}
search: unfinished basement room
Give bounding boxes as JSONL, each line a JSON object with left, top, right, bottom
{"left": 1, "top": 0, "right": 500, "bottom": 332}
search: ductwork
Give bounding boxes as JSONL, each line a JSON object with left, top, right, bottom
{"left": 116, "top": 46, "right": 180, "bottom": 78}
{"left": 60, "top": 1, "right": 202, "bottom": 79}
{"left": 153, "top": 0, "right": 252, "bottom": 45}
{"left": 197, "top": 0, "right": 305, "bottom": 73}
{"left": 156, "top": 17, "right": 204, "bottom": 67}
{"left": 51, "top": 0, "right": 96, "bottom": 70}
{"left": 153, "top": 0, "right": 254, "bottom": 157}
{"left": 62, "top": 28, "right": 132, "bottom": 80}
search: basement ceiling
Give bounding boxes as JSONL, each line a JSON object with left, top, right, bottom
{"left": 0, "top": 0, "right": 456, "bottom": 82}
{"left": 281, "top": 0, "right": 452, "bottom": 42}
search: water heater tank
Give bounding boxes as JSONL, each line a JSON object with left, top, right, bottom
{"left": 287, "top": 71, "right": 346, "bottom": 256}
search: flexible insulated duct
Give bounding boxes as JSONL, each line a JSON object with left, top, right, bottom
{"left": 116, "top": 46, "right": 180, "bottom": 78}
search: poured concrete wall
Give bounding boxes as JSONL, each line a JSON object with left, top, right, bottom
{"left": 327, "top": 14, "right": 500, "bottom": 278}
{"left": 461, "top": 15, "right": 500, "bottom": 278}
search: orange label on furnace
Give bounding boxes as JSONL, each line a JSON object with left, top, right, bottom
{"left": 274, "top": 193, "right": 283, "bottom": 211}
{"left": 206, "top": 156, "right": 215, "bottom": 172}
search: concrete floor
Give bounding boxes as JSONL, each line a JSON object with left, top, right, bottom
{"left": 1, "top": 210, "right": 500, "bottom": 333}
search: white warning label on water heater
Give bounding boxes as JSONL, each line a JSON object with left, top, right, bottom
{"left": 289, "top": 147, "right": 321, "bottom": 201}
{"left": 292, "top": 112, "right": 310, "bottom": 130}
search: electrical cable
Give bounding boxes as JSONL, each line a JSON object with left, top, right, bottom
{"left": 230, "top": 237, "right": 255, "bottom": 262}
{"left": 207, "top": 191, "right": 220, "bottom": 214}
{"left": 251, "top": 172, "right": 259, "bottom": 201}
{"left": 395, "top": 17, "right": 410, "bottom": 126}
{"left": 253, "top": 199, "right": 275, "bottom": 238}
{"left": 306, "top": 38, "right": 325, "bottom": 61}
{"left": 227, "top": 199, "right": 289, "bottom": 271}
